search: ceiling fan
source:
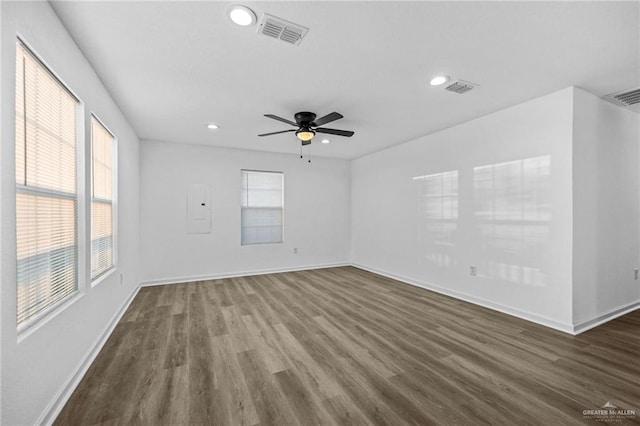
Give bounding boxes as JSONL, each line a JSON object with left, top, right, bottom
{"left": 258, "top": 111, "right": 355, "bottom": 145}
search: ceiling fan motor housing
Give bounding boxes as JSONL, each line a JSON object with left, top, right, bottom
{"left": 295, "top": 111, "right": 316, "bottom": 126}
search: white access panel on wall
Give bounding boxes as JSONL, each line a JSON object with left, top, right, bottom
{"left": 186, "top": 183, "right": 211, "bottom": 234}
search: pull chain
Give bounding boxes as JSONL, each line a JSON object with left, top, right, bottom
{"left": 308, "top": 144, "right": 311, "bottom": 163}
{"left": 300, "top": 144, "right": 303, "bottom": 159}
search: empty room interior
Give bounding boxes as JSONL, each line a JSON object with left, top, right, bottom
{"left": 1, "top": 1, "right": 640, "bottom": 425}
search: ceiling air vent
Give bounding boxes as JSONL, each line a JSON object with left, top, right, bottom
{"left": 258, "top": 13, "right": 308, "bottom": 46}
{"left": 603, "top": 87, "right": 640, "bottom": 111}
{"left": 445, "top": 80, "right": 479, "bottom": 94}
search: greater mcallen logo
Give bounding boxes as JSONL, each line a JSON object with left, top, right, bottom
{"left": 583, "top": 402, "right": 636, "bottom": 422}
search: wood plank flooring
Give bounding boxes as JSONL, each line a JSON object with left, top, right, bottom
{"left": 55, "top": 266, "right": 640, "bottom": 425}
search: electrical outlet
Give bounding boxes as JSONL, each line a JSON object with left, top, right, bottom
{"left": 293, "top": 248, "right": 298, "bottom": 254}
{"left": 469, "top": 265, "right": 477, "bottom": 276}
{"left": 635, "top": 269, "right": 638, "bottom": 280}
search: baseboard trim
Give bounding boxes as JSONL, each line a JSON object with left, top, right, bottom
{"left": 572, "top": 300, "right": 640, "bottom": 335}
{"left": 37, "top": 283, "right": 141, "bottom": 426}
{"left": 352, "top": 263, "right": 576, "bottom": 334}
{"left": 140, "top": 262, "right": 351, "bottom": 287}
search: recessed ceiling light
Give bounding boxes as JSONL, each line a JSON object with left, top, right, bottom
{"left": 228, "top": 5, "right": 257, "bottom": 26}
{"left": 321, "top": 139, "right": 331, "bottom": 144}
{"left": 207, "top": 123, "right": 219, "bottom": 130}
{"left": 430, "top": 75, "right": 450, "bottom": 86}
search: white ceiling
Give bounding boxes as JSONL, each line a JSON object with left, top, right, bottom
{"left": 50, "top": 1, "right": 640, "bottom": 159}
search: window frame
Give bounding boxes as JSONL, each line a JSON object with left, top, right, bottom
{"left": 240, "top": 169, "right": 285, "bottom": 246}
{"left": 89, "top": 113, "right": 118, "bottom": 285}
{"left": 15, "top": 37, "right": 87, "bottom": 334}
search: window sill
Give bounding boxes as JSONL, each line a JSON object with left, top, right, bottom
{"left": 91, "top": 266, "right": 117, "bottom": 288}
{"left": 17, "top": 291, "right": 84, "bottom": 344}
{"left": 241, "top": 241, "right": 284, "bottom": 246}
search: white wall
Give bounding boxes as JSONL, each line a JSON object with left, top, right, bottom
{"left": 0, "top": 1, "right": 4, "bottom": 422}
{"left": 572, "top": 88, "right": 640, "bottom": 327}
{"left": 1, "top": 2, "right": 140, "bottom": 424}
{"left": 351, "top": 88, "right": 575, "bottom": 330}
{"left": 140, "top": 140, "right": 350, "bottom": 284}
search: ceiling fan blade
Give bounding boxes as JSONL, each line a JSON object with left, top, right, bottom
{"left": 315, "top": 127, "right": 354, "bottom": 137}
{"left": 312, "top": 112, "right": 343, "bottom": 127}
{"left": 264, "top": 114, "right": 297, "bottom": 126}
{"left": 258, "top": 129, "right": 297, "bottom": 137}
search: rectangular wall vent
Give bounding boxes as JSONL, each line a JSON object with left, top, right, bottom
{"left": 603, "top": 87, "right": 640, "bottom": 110}
{"left": 445, "top": 80, "right": 478, "bottom": 94}
{"left": 258, "top": 13, "right": 308, "bottom": 46}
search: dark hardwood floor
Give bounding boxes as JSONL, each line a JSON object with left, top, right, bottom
{"left": 55, "top": 266, "right": 640, "bottom": 425}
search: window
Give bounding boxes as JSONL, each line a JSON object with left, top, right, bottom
{"left": 241, "top": 170, "right": 284, "bottom": 245}
{"left": 91, "top": 116, "right": 116, "bottom": 280}
{"left": 15, "top": 41, "right": 80, "bottom": 326}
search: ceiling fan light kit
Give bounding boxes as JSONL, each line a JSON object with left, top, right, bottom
{"left": 296, "top": 128, "right": 315, "bottom": 142}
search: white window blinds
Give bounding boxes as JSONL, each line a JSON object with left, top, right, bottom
{"left": 15, "top": 41, "right": 79, "bottom": 326}
{"left": 241, "top": 170, "right": 284, "bottom": 245}
{"left": 91, "top": 117, "right": 115, "bottom": 279}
